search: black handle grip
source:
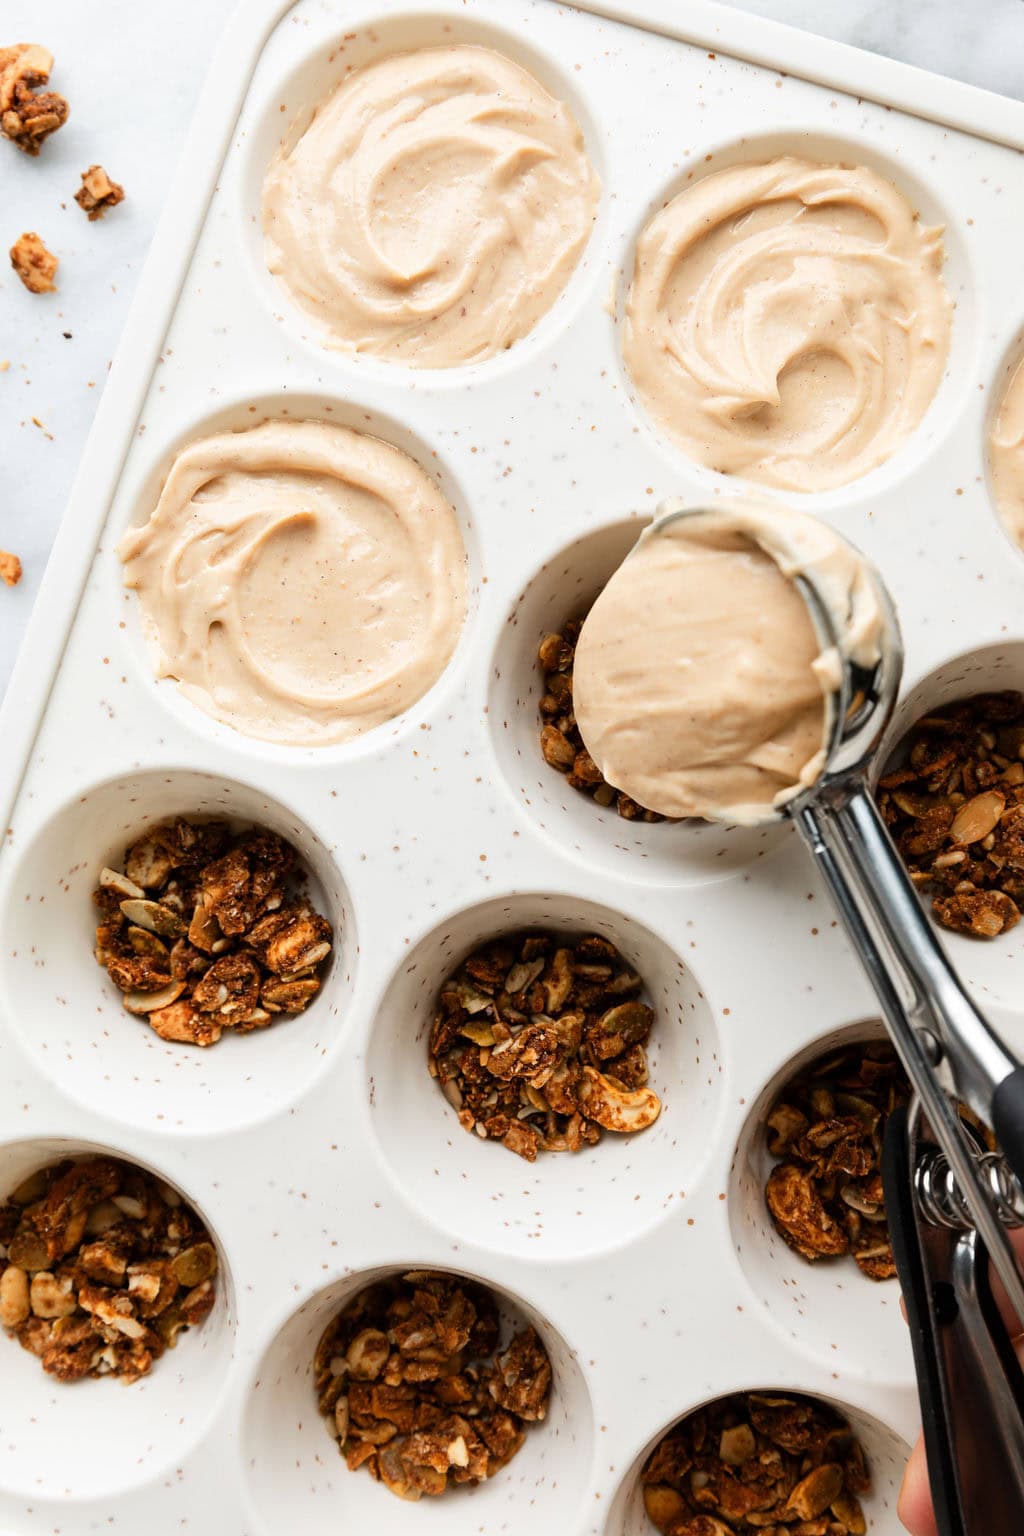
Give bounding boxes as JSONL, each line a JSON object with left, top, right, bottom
{"left": 993, "top": 1064, "right": 1024, "bottom": 1193}
{"left": 882, "top": 1106, "right": 965, "bottom": 1536}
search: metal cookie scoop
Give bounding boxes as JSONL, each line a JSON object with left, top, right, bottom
{"left": 651, "top": 503, "right": 1024, "bottom": 1535}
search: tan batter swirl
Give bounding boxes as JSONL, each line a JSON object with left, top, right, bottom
{"left": 261, "top": 45, "right": 600, "bottom": 367}
{"left": 991, "top": 354, "right": 1024, "bottom": 551}
{"left": 624, "top": 156, "right": 953, "bottom": 492}
{"left": 119, "top": 420, "right": 467, "bottom": 746}
{"left": 573, "top": 500, "right": 885, "bottom": 823}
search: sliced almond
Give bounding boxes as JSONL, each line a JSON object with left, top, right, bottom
{"left": 188, "top": 898, "right": 221, "bottom": 954}
{"left": 119, "top": 898, "right": 185, "bottom": 939}
{"left": 124, "top": 834, "right": 175, "bottom": 889}
{"left": 282, "top": 940, "right": 331, "bottom": 973}
{"left": 784, "top": 1462, "right": 845, "bottom": 1521}
{"left": 950, "top": 790, "right": 1005, "bottom": 845}
{"left": 126, "top": 925, "right": 168, "bottom": 958}
{"left": 123, "top": 979, "right": 186, "bottom": 1014}
{"left": 504, "top": 957, "right": 545, "bottom": 994}
{"left": 719, "top": 1423, "right": 756, "bottom": 1465}
{"left": 891, "top": 790, "right": 940, "bottom": 818}
{"left": 99, "top": 866, "right": 145, "bottom": 900}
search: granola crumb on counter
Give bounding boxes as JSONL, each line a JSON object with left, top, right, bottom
{"left": 642, "top": 1391, "right": 871, "bottom": 1535}
{"left": 315, "top": 1271, "right": 551, "bottom": 1499}
{"left": 876, "top": 690, "right": 1024, "bottom": 938}
{"left": 763, "top": 1041, "right": 909, "bottom": 1280}
{"left": 428, "top": 928, "right": 661, "bottom": 1161}
{"left": 92, "top": 817, "right": 334, "bottom": 1047}
{"left": 75, "top": 163, "right": 125, "bottom": 220}
{"left": 0, "top": 44, "right": 68, "bottom": 154}
{"left": 0, "top": 550, "right": 21, "bottom": 587}
{"left": 538, "top": 618, "right": 666, "bottom": 821}
{"left": 0, "top": 1157, "right": 217, "bottom": 1383}
{"left": 10, "top": 231, "right": 57, "bottom": 293}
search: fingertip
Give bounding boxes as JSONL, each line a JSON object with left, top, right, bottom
{"left": 898, "top": 1435, "right": 939, "bottom": 1536}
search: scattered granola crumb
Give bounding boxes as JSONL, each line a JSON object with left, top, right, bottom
{"left": 642, "top": 1391, "right": 871, "bottom": 1535}
{"left": 75, "top": 164, "right": 125, "bottom": 220}
{"left": 0, "top": 44, "right": 68, "bottom": 154}
{"left": 0, "top": 359, "right": 9, "bottom": 371}
{"left": 0, "top": 550, "right": 21, "bottom": 587}
{"left": 92, "top": 817, "right": 334, "bottom": 1047}
{"left": 877, "top": 691, "right": 1024, "bottom": 938}
{"left": 763, "top": 1041, "right": 909, "bottom": 1280}
{"left": 315, "top": 1271, "right": 551, "bottom": 1499}
{"left": 10, "top": 231, "right": 57, "bottom": 293}
{"left": 0, "top": 1157, "right": 217, "bottom": 1384}
{"left": 429, "top": 928, "right": 661, "bottom": 1160}
{"left": 538, "top": 617, "right": 666, "bottom": 821}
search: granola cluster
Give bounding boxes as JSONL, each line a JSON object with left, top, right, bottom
{"left": 0, "top": 549, "right": 21, "bottom": 587}
{"left": 315, "top": 1271, "right": 551, "bottom": 1500}
{"left": 763, "top": 1042, "right": 909, "bottom": 1281}
{"left": 10, "top": 230, "right": 57, "bottom": 293}
{"left": 877, "top": 691, "right": 1024, "bottom": 938}
{"left": 642, "top": 1391, "right": 870, "bottom": 1536}
{"left": 0, "top": 1157, "right": 216, "bottom": 1384}
{"left": 0, "top": 44, "right": 68, "bottom": 154}
{"left": 75, "top": 163, "right": 125, "bottom": 220}
{"left": 538, "top": 619, "right": 664, "bottom": 821}
{"left": 93, "top": 817, "right": 333, "bottom": 1047}
{"left": 428, "top": 928, "right": 661, "bottom": 1162}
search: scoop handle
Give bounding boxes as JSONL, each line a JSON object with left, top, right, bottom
{"left": 792, "top": 779, "right": 1024, "bottom": 1321}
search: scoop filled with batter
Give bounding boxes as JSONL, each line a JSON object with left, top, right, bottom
{"left": 572, "top": 500, "right": 884, "bottom": 823}
{"left": 262, "top": 44, "right": 600, "bottom": 367}
{"left": 990, "top": 353, "right": 1024, "bottom": 551}
{"left": 624, "top": 156, "right": 952, "bottom": 492}
{"left": 119, "top": 419, "right": 467, "bottom": 746}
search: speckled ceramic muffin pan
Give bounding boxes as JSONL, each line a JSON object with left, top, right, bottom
{"left": 2, "top": 1, "right": 1024, "bottom": 1531}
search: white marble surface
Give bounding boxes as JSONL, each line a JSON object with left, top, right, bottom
{"left": 1, "top": 0, "right": 1022, "bottom": 701}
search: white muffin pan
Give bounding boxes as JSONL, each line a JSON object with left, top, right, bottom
{"left": 2, "top": 0, "right": 1024, "bottom": 1530}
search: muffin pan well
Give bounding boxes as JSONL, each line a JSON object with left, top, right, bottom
{"left": 1, "top": 0, "right": 1023, "bottom": 1530}
{"left": 241, "top": 1262, "right": 594, "bottom": 1535}
{"left": 0, "top": 1136, "right": 236, "bottom": 1502}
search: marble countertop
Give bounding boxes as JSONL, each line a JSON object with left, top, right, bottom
{"left": 2, "top": 0, "right": 1022, "bottom": 701}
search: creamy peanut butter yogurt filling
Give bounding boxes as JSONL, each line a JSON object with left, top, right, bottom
{"left": 573, "top": 500, "right": 885, "bottom": 823}
{"left": 261, "top": 45, "right": 600, "bottom": 367}
{"left": 119, "top": 420, "right": 467, "bottom": 746}
{"left": 624, "top": 156, "right": 953, "bottom": 492}
{"left": 990, "top": 354, "right": 1024, "bottom": 551}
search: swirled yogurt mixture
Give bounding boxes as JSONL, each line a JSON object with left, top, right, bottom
{"left": 261, "top": 45, "right": 600, "bottom": 366}
{"left": 119, "top": 420, "right": 467, "bottom": 745}
{"left": 990, "top": 354, "right": 1024, "bottom": 550}
{"left": 573, "top": 500, "right": 884, "bottom": 823}
{"left": 624, "top": 156, "right": 952, "bottom": 491}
